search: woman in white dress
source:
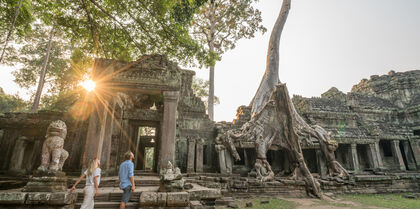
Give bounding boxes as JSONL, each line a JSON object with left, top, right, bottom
{"left": 70, "top": 158, "right": 101, "bottom": 209}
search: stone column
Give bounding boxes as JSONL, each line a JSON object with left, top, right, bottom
{"left": 195, "top": 138, "right": 204, "bottom": 173}
{"left": 187, "top": 137, "right": 196, "bottom": 173}
{"left": 100, "top": 99, "right": 118, "bottom": 172}
{"left": 225, "top": 149, "right": 233, "bottom": 174}
{"left": 409, "top": 139, "right": 420, "bottom": 169}
{"left": 82, "top": 98, "right": 110, "bottom": 167}
{"left": 315, "top": 149, "right": 327, "bottom": 177}
{"left": 401, "top": 140, "right": 416, "bottom": 170}
{"left": 158, "top": 91, "right": 179, "bottom": 171}
{"left": 390, "top": 140, "right": 406, "bottom": 170}
{"left": 374, "top": 141, "right": 384, "bottom": 169}
{"left": 9, "top": 136, "right": 28, "bottom": 173}
{"left": 350, "top": 143, "right": 359, "bottom": 172}
{"left": 215, "top": 145, "right": 227, "bottom": 174}
{"left": 367, "top": 143, "right": 379, "bottom": 169}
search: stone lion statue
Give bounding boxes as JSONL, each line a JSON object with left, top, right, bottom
{"left": 37, "top": 120, "right": 69, "bottom": 172}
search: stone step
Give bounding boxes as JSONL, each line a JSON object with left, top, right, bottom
{"left": 75, "top": 201, "right": 138, "bottom": 209}
{"left": 134, "top": 170, "right": 158, "bottom": 176}
{"left": 70, "top": 176, "right": 160, "bottom": 188}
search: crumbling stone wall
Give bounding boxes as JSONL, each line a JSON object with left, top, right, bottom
{"left": 0, "top": 112, "right": 88, "bottom": 174}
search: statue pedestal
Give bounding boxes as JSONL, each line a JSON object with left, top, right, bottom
{"left": 0, "top": 170, "right": 77, "bottom": 209}
{"left": 23, "top": 170, "right": 68, "bottom": 192}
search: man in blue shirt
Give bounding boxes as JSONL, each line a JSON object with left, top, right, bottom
{"left": 119, "top": 151, "right": 135, "bottom": 209}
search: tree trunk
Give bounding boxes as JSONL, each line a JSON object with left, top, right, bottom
{"left": 208, "top": 64, "right": 215, "bottom": 120}
{"left": 250, "top": 0, "right": 291, "bottom": 117}
{"left": 31, "top": 28, "right": 54, "bottom": 112}
{"left": 0, "top": 0, "right": 23, "bottom": 63}
{"left": 207, "top": 2, "right": 216, "bottom": 121}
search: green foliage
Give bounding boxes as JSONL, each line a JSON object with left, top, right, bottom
{"left": 0, "top": 87, "right": 29, "bottom": 113}
{"left": 192, "top": 77, "right": 220, "bottom": 108}
{"left": 192, "top": 0, "right": 266, "bottom": 66}
{"left": 145, "top": 147, "right": 154, "bottom": 170}
{"left": 32, "top": 0, "right": 207, "bottom": 64}
{"left": 0, "top": 0, "right": 34, "bottom": 39}
{"left": 7, "top": 23, "right": 91, "bottom": 111}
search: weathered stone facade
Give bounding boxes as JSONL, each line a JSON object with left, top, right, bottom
{"left": 0, "top": 55, "right": 214, "bottom": 176}
{"left": 1, "top": 56, "right": 420, "bottom": 207}
{"left": 226, "top": 70, "right": 420, "bottom": 176}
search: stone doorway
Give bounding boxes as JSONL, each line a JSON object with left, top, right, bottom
{"left": 132, "top": 123, "right": 160, "bottom": 172}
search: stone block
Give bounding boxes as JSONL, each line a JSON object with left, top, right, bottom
{"left": 139, "top": 191, "right": 158, "bottom": 206}
{"left": 49, "top": 192, "right": 78, "bottom": 205}
{"left": 0, "top": 192, "right": 27, "bottom": 204}
{"left": 26, "top": 192, "right": 52, "bottom": 204}
{"left": 167, "top": 192, "right": 189, "bottom": 207}
{"left": 157, "top": 192, "right": 167, "bottom": 206}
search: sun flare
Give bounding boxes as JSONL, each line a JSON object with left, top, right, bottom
{"left": 80, "top": 79, "right": 96, "bottom": 92}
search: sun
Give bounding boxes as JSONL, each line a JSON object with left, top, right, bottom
{"left": 80, "top": 79, "right": 96, "bottom": 92}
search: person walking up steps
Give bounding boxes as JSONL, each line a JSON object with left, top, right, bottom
{"left": 70, "top": 158, "right": 101, "bottom": 209}
{"left": 119, "top": 151, "right": 135, "bottom": 209}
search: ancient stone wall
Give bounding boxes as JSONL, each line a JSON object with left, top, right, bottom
{"left": 0, "top": 112, "right": 88, "bottom": 174}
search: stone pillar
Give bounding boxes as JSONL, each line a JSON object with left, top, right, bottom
{"left": 409, "top": 139, "right": 420, "bottom": 169}
{"left": 316, "top": 149, "right": 327, "bottom": 177}
{"left": 100, "top": 99, "right": 118, "bottom": 172}
{"left": 9, "top": 136, "right": 28, "bottom": 173}
{"left": 158, "top": 91, "right": 179, "bottom": 171}
{"left": 350, "top": 143, "right": 359, "bottom": 172}
{"left": 367, "top": 143, "right": 379, "bottom": 169}
{"left": 195, "top": 138, "right": 204, "bottom": 173}
{"left": 225, "top": 149, "right": 233, "bottom": 174}
{"left": 390, "top": 140, "right": 406, "bottom": 170}
{"left": 401, "top": 140, "right": 416, "bottom": 170}
{"left": 215, "top": 145, "right": 227, "bottom": 174}
{"left": 83, "top": 98, "right": 110, "bottom": 167}
{"left": 374, "top": 141, "right": 384, "bottom": 169}
{"left": 187, "top": 137, "right": 196, "bottom": 173}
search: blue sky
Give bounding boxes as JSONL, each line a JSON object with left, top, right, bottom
{"left": 1, "top": 0, "right": 420, "bottom": 121}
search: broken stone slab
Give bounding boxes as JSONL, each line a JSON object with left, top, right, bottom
{"left": 26, "top": 192, "right": 77, "bottom": 205}
{"left": 139, "top": 191, "right": 158, "bottom": 207}
{"left": 0, "top": 191, "right": 77, "bottom": 208}
{"left": 157, "top": 192, "right": 167, "bottom": 207}
{"left": 0, "top": 192, "right": 27, "bottom": 204}
{"left": 166, "top": 192, "right": 189, "bottom": 207}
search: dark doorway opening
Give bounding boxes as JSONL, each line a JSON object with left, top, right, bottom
{"left": 399, "top": 142, "right": 409, "bottom": 170}
{"left": 132, "top": 125, "right": 159, "bottom": 172}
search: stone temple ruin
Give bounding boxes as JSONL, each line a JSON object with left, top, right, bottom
{"left": 0, "top": 54, "right": 419, "bottom": 208}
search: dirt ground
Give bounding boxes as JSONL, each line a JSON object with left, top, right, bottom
{"left": 283, "top": 196, "right": 383, "bottom": 209}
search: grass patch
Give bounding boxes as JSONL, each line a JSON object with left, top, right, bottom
{"left": 338, "top": 193, "right": 420, "bottom": 209}
{"left": 233, "top": 197, "right": 296, "bottom": 209}
{"left": 313, "top": 199, "right": 353, "bottom": 208}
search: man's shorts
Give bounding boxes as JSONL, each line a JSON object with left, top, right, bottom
{"left": 121, "top": 186, "right": 132, "bottom": 203}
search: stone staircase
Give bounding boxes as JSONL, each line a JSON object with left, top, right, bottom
{"left": 72, "top": 170, "right": 222, "bottom": 209}
{"left": 73, "top": 170, "right": 159, "bottom": 209}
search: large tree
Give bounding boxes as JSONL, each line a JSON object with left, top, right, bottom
{"left": 33, "top": 0, "right": 207, "bottom": 63}
{"left": 4, "top": 0, "right": 209, "bottom": 112}
{"left": 7, "top": 23, "right": 90, "bottom": 111}
{"left": 0, "top": 0, "right": 34, "bottom": 63}
{"left": 244, "top": 0, "right": 348, "bottom": 198}
{"left": 191, "top": 0, "right": 266, "bottom": 120}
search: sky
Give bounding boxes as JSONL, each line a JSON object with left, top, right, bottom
{"left": 1, "top": 0, "right": 420, "bottom": 122}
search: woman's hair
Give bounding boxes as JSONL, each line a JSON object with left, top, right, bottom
{"left": 87, "top": 158, "right": 98, "bottom": 177}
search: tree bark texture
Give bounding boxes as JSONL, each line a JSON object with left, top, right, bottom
{"left": 31, "top": 27, "right": 54, "bottom": 112}
{"left": 0, "top": 0, "right": 23, "bottom": 63}
{"left": 250, "top": 0, "right": 291, "bottom": 116}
